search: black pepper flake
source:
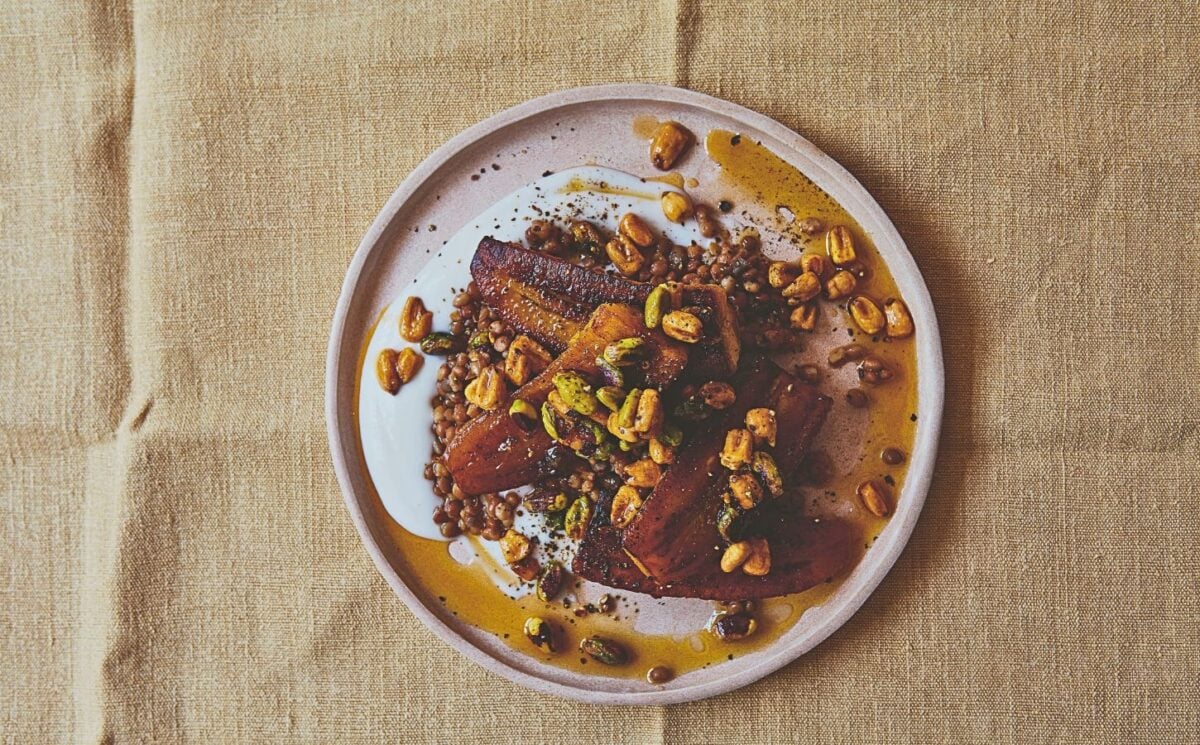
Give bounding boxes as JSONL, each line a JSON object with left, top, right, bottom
{"left": 910, "top": 413, "right": 918, "bottom": 422}
{"left": 428, "top": 224, "right": 436, "bottom": 232}
{"left": 541, "top": 170, "right": 553, "bottom": 177}
{"left": 491, "top": 163, "right": 500, "bottom": 171}
{"left": 479, "top": 167, "right": 486, "bottom": 174}
{"left": 470, "top": 174, "right": 480, "bottom": 181}
{"left": 727, "top": 654, "right": 734, "bottom": 660}
{"left": 884, "top": 475, "right": 896, "bottom": 486}
{"left": 731, "top": 134, "right": 742, "bottom": 145}
{"left": 718, "top": 200, "right": 733, "bottom": 212}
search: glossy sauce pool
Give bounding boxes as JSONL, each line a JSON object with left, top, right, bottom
{"left": 356, "top": 130, "right": 918, "bottom": 682}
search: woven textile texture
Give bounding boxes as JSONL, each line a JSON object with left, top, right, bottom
{"left": 2, "top": 1, "right": 1197, "bottom": 742}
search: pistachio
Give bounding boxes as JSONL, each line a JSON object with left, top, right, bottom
{"left": 799, "top": 253, "right": 830, "bottom": 279}
{"left": 596, "top": 385, "right": 626, "bottom": 412}
{"left": 552, "top": 371, "right": 599, "bottom": 416}
{"left": 744, "top": 408, "right": 777, "bottom": 447}
{"left": 720, "top": 540, "right": 752, "bottom": 573}
{"left": 648, "top": 437, "right": 675, "bottom": 465}
{"left": 546, "top": 388, "right": 572, "bottom": 417}
{"left": 464, "top": 366, "right": 507, "bottom": 411}
{"left": 499, "top": 529, "right": 532, "bottom": 564}
{"left": 602, "top": 337, "right": 646, "bottom": 367}
{"left": 751, "top": 451, "right": 784, "bottom": 497}
{"left": 826, "top": 225, "right": 857, "bottom": 266}
{"left": 716, "top": 504, "right": 743, "bottom": 543}
{"left": 399, "top": 296, "right": 434, "bottom": 343}
{"left": 508, "top": 398, "right": 539, "bottom": 432}
{"left": 710, "top": 612, "right": 758, "bottom": 641}
{"left": 672, "top": 399, "right": 711, "bottom": 422}
{"left": 720, "top": 428, "right": 754, "bottom": 470}
{"left": 605, "top": 235, "right": 645, "bottom": 276}
{"left": 742, "top": 537, "right": 771, "bottom": 576}
{"left": 536, "top": 561, "right": 565, "bottom": 602}
{"left": 699, "top": 381, "right": 736, "bottom": 409}
{"left": 595, "top": 356, "right": 625, "bottom": 388}
{"left": 618, "top": 212, "right": 655, "bottom": 248}
{"left": 610, "top": 485, "right": 644, "bottom": 528}
{"left": 661, "top": 191, "right": 692, "bottom": 223}
{"left": 649, "top": 121, "right": 693, "bottom": 170}
{"left": 767, "top": 261, "right": 799, "bottom": 288}
{"left": 579, "top": 635, "right": 629, "bottom": 665}
{"left": 375, "top": 348, "right": 401, "bottom": 394}
{"left": 525, "top": 489, "right": 567, "bottom": 513}
{"left": 661, "top": 310, "right": 703, "bottom": 343}
{"left": 616, "top": 388, "right": 642, "bottom": 429}
{"left": 658, "top": 422, "right": 684, "bottom": 447}
{"left": 848, "top": 296, "right": 886, "bottom": 335}
{"left": 540, "top": 402, "right": 561, "bottom": 440}
{"left": 419, "top": 331, "right": 463, "bottom": 356}
{"left": 632, "top": 388, "right": 664, "bottom": 436}
{"left": 524, "top": 616, "right": 556, "bottom": 651}
{"left": 729, "top": 473, "right": 764, "bottom": 510}
{"left": 468, "top": 329, "right": 492, "bottom": 349}
{"left": 644, "top": 283, "right": 671, "bottom": 329}
{"left": 858, "top": 479, "right": 892, "bottom": 516}
{"left": 790, "top": 302, "right": 818, "bottom": 331}
{"left": 504, "top": 335, "right": 552, "bottom": 385}
{"left": 828, "top": 343, "right": 867, "bottom": 368}
{"left": 884, "top": 297, "right": 915, "bottom": 338}
{"left": 624, "top": 458, "right": 662, "bottom": 488}
{"left": 857, "top": 355, "right": 895, "bottom": 385}
{"left": 781, "top": 271, "right": 822, "bottom": 302}
{"left": 825, "top": 269, "right": 857, "bottom": 300}
{"left": 565, "top": 496, "right": 593, "bottom": 540}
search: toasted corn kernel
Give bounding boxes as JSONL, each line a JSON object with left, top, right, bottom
{"left": 720, "top": 541, "right": 752, "bottom": 573}
{"left": 375, "top": 348, "right": 401, "bottom": 394}
{"left": 828, "top": 343, "right": 867, "bottom": 368}
{"left": 633, "top": 388, "right": 664, "bottom": 436}
{"left": 661, "top": 191, "right": 692, "bottom": 222}
{"left": 699, "top": 381, "right": 737, "bottom": 409}
{"left": 781, "top": 271, "right": 822, "bottom": 302}
{"left": 858, "top": 479, "right": 892, "bottom": 516}
{"left": 729, "top": 473, "right": 764, "bottom": 510}
{"left": 720, "top": 428, "right": 754, "bottom": 470}
{"left": 499, "top": 529, "right": 532, "bottom": 564}
{"left": 884, "top": 297, "right": 915, "bottom": 338}
{"left": 767, "top": 262, "right": 799, "bottom": 288}
{"left": 565, "top": 496, "right": 593, "bottom": 540}
{"left": 464, "top": 366, "right": 506, "bottom": 411}
{"left": 742, "top": 537, "right": 772, "bottom": 576}
{"left": 661, "top": 310, "right": 703, "bottom": 343}
{"left": 649, "top": 121, "right": 693, "bottom": 170}
{"left": 618, "top": 213, "right": 655, "bottom": 248}
{"left": 607, "top": 412, "right": 640, "bottom": 443}
{"left": 745, "top": 408, "right": 777, "bottom": 447}
{"left": 552, "top": 371, "right": 599, "bottom": 416}
{"left": 825, "top": 270, "right": 857, "bottom": 300}
{"left": 610, "top": 485, "right": 644, "bottom": 528}
{"left": 848, "top": 296, "right": 886, "bottom": 335}
{"left": 624, "top": 458, "right": 662, "bottom": 488}
{"left": 826, "top": 225, "right": 857, "bottom": 266}
{"left": 648, "top": 437, "right": 675, "bottom": 465}
{"left": 790, "top": 302, "right": 818, "bottom": 331}
{"left": 524, "top": 616, "right": 556, "bottom": 651}
{"left": 504, "top": 335, "right": 552, "bottom": 385}
{"left": 508, "top": 398, "right": 538, "bottom": 432}
{"left": 399, "top": 296, "right": 434, "bottom": 343}
{"left": 799, "top": 253, "right": 830, "bottom": 279}
{"left": 752, "top": 451, "right": 784, "bottom": 497}
{"left": 605, "top": 236, "right": 645, "bottom": 276}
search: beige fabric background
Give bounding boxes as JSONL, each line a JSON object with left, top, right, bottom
{"left": 2, "top": 1, "right": 1197, "bottom": 742}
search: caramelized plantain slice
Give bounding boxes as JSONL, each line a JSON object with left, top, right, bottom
{"left": 620, "top": 364, "right": 832, "bottom": 582}
{"left": 470, "top": 238, "right": 739, "bottom": 378}
{"left": 572, "top": 507, "right": 862, "bottom": 600}
{"left": 444, "top": 303, "right": 688, "bottom": 495}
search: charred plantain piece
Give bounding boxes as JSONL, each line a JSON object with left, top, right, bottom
{"left": 444, "top": 303, "right": 688, "bottom": 495}
{"left": 470, "top": 238, "right": 739, "bottom": 379}
{"left": 620, "top": 363, "right": 832, "bottom": 582}
{"left": 572, "top": 508, "right": 862, "bottom": 600}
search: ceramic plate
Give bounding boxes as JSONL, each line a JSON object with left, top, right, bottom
{"left": 326, "top": 84, "right": 943, "bottom": 704}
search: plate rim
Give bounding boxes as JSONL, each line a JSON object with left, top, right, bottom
{"left": 325, "top": 83, "right": 945, "bottom": 705}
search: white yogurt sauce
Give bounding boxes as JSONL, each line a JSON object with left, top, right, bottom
{"left": 357, "top": 166, "right": 708, "bottom": 596}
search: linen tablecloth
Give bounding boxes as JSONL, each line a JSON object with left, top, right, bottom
{"left": 2, "top": 1, "right": 1197, "bottom": 742}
